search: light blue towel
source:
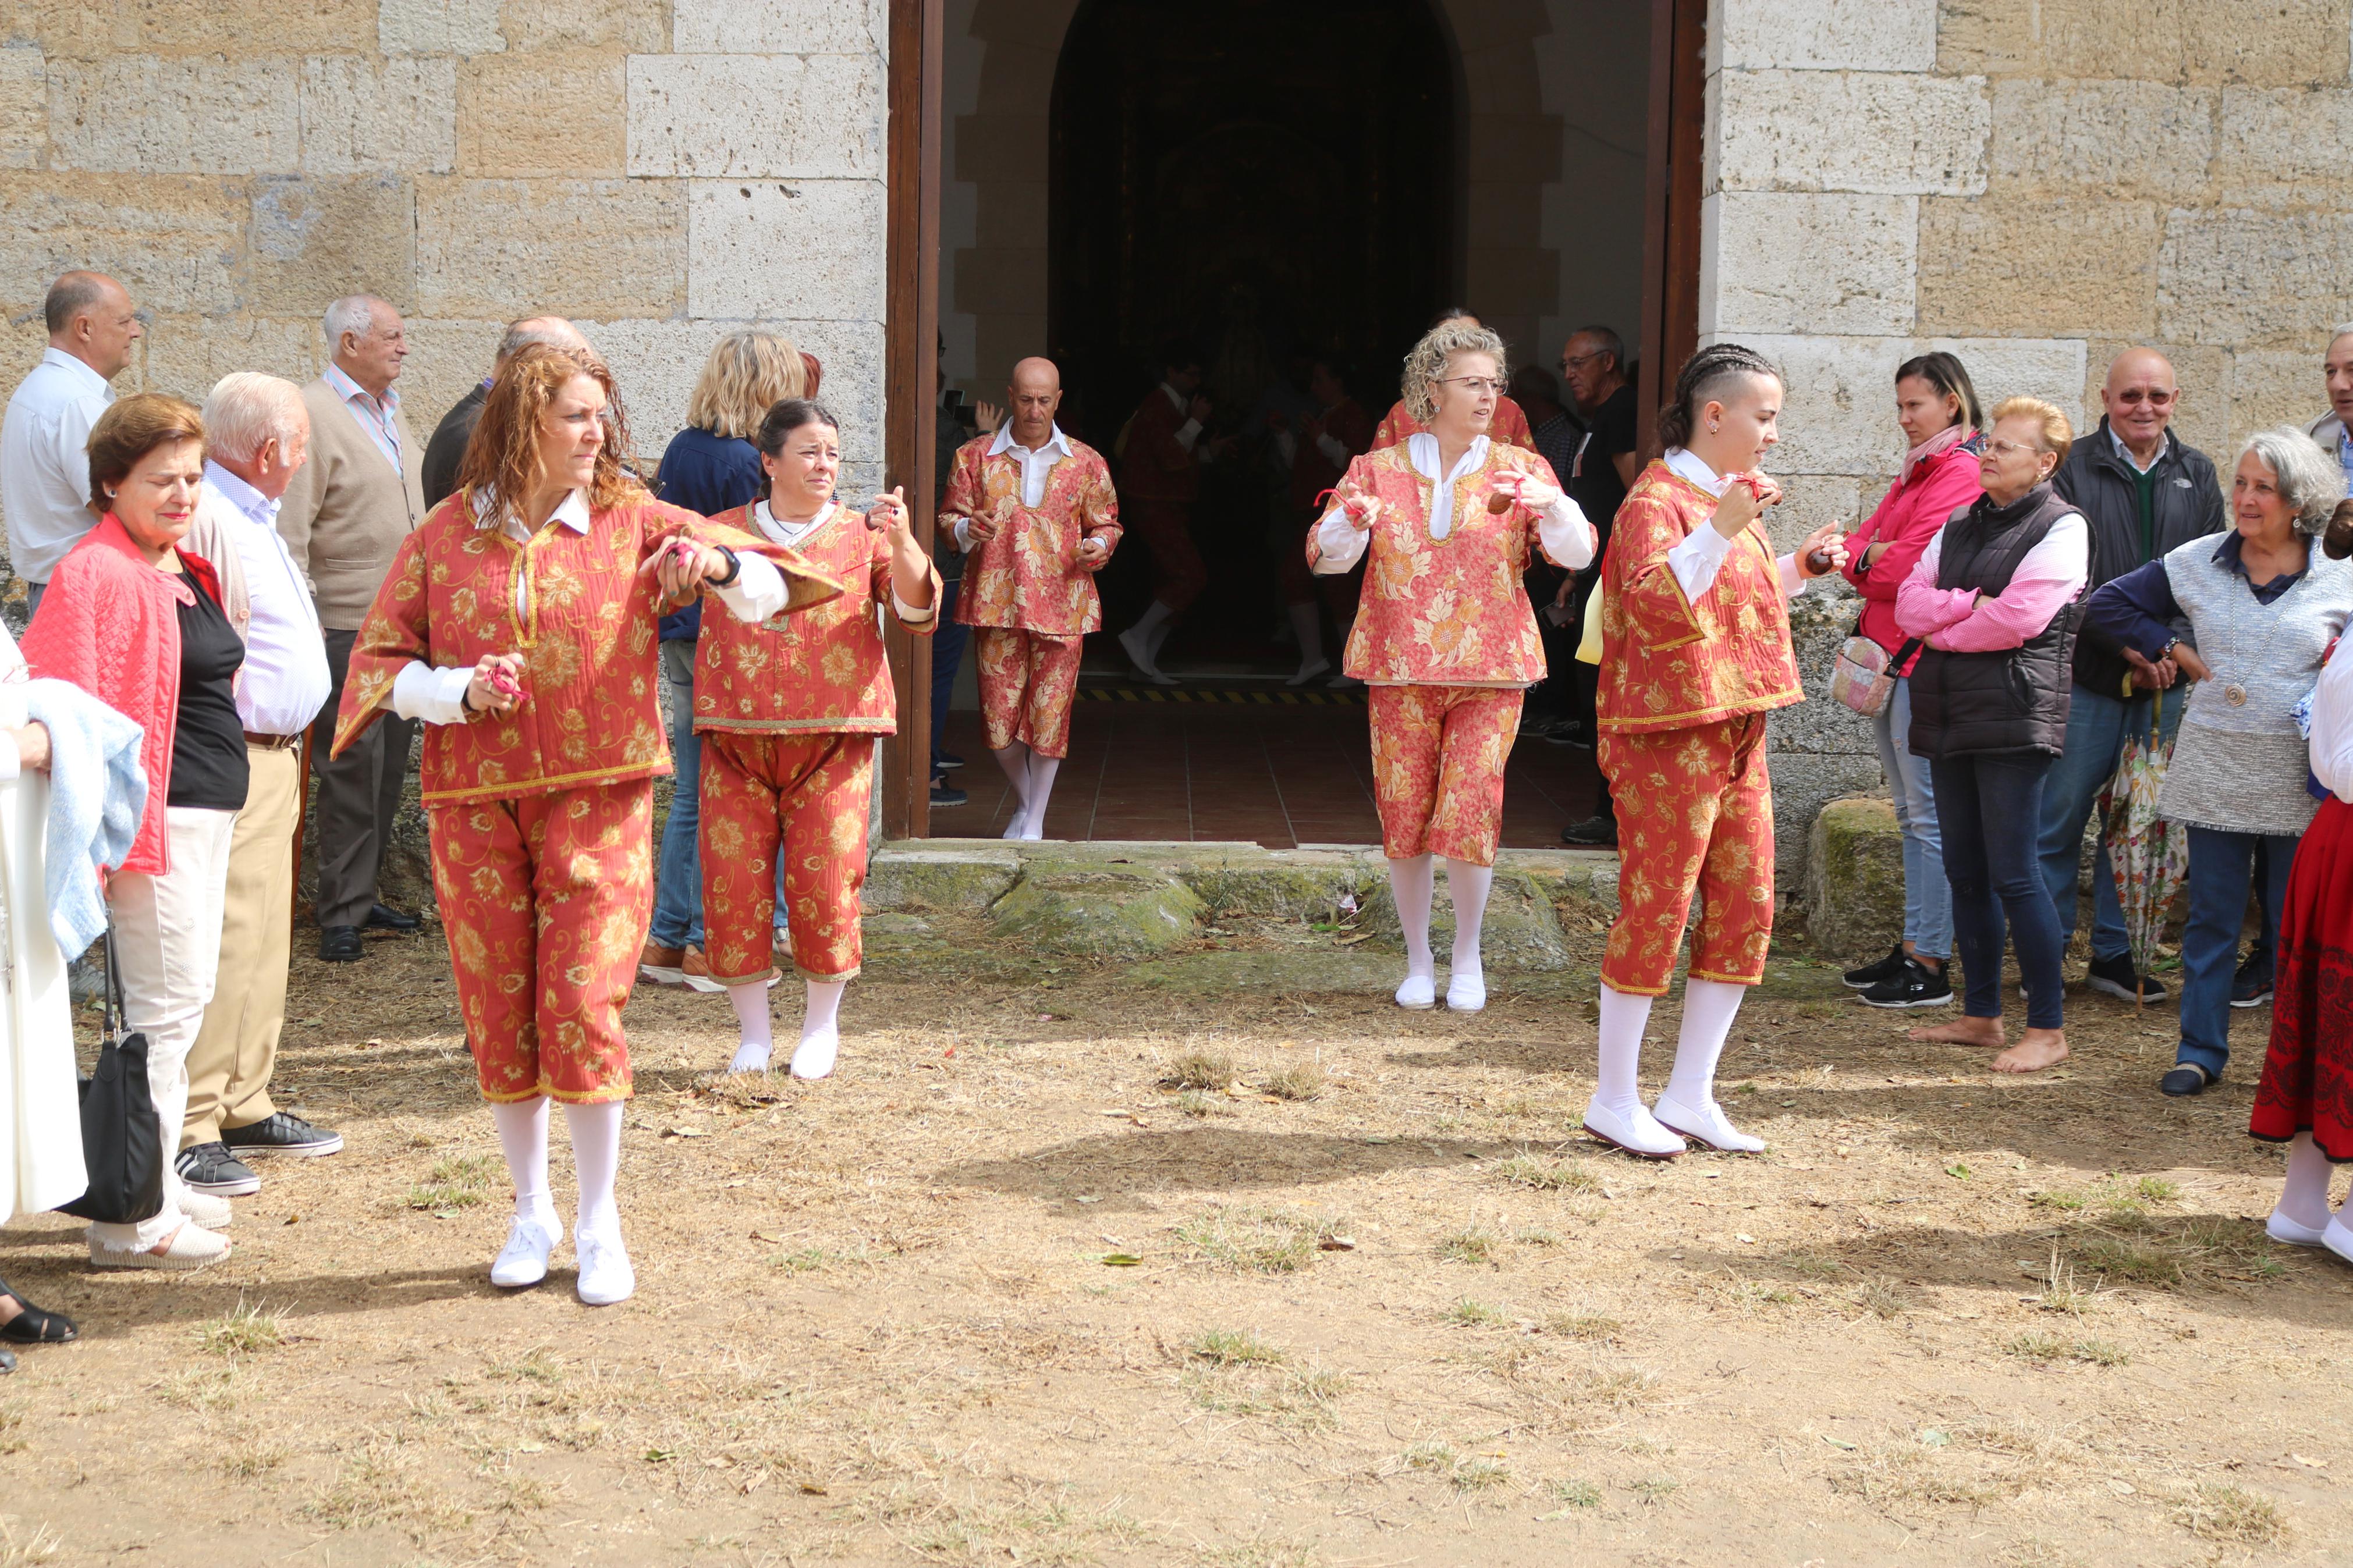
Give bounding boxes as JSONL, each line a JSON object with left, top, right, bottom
{"left": 22, "top": 677, "right": 146, "bottom": 958}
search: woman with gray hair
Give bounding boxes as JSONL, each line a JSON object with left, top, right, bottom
{"left": 2085, "top": 426, "right": 2353, "bottom": 1097}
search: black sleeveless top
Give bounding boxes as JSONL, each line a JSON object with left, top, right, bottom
{"left": 168, "top": 571, "right": 250, "bottom": 811}
{"left": 1906, "top": 483, "right": 2083, "bottom": 760}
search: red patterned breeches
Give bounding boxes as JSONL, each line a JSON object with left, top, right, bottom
{"left": 1126, "top": 499, "right": 1207, "bottom": 613}
{"left": 974, "top": 627, "right": 1084, "bottom": 758}
{"left": 426, "top": 782, "right": 654, "bottom": 1104}
{"left": 1596, "top": 714, "right": 1776, "bottom": 996}
{"left": 698, "top": 730, "right": 874, "bottom": 985}
{"left": 1367, "top": 684, "right": 1523, "bottom": 867}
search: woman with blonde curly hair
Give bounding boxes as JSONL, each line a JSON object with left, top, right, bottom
{"left": 1308, "top": 319, "right": 1595, "bottom": 1014}
{"left": 331, "top": 344, "right": 840, "bottom": 1305}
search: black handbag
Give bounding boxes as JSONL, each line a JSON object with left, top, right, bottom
{"left": 55, "top": 930, "right": 166, "bottom": 1225}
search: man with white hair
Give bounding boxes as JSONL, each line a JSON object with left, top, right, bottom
{"left": 1, "top": 271, "right": 142, "bottom": 615}
{"left": 421, "top": 314, "right": 594, "bottom": 509}
{"left": 177, "top": 374, "right": 342, "bottom": 1194}
{"left": 276, "top": 294, "right": 428, "bottom": 962}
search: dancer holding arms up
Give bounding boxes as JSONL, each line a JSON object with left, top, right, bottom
{"left": 1585, "top": 344, "right": 1850, "bottom": 1157}
{"left": 1310, "top": 320, "right": 1594, "bottom": 1012}
{"left": 695, "top": 399, "right": 939, "bottom": 1080}
{"left": 331, "top": 346, "right": 839, "bottom": 1304}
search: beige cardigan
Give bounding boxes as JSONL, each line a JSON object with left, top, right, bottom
{"left": 274, "top": 375, "right": 427, "bottom": 631}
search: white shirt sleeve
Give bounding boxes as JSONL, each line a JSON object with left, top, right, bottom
{"left": 1311, "top": 507, "right": 1370, "bottom": 575}
{"left": 1666, "top": 525, "right": 1734, "bottom": 602}
{"left": 952, "top": 517, "right": 974, "bottom": 552}
{"left": 1536, "top": 495, "right": 1595, "bottom": 571}
{"left": 1779, "top": 552, "right": 1809, "bottom": 599}
{"left": 2311, "top": 644, "right": 2353, "bottom": 802}
{"left": 709, "top": 551, "right": 788, "bottom": 623}
{"left": 392, "top": 662, "right": 475, "bottom": 725}
{"left": 1315, "top": 432, "right": 1349, "bottom": 468}
{"left": 1173, "top": 418, "right": 1202, "bottom": 454}
{"left": 892, "top": 588, "right": 937, "bottom": 624}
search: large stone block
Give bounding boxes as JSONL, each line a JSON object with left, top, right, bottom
{"left": 415, "top": 177, "right": 686, "bottom": 318}
{"left": 380, "top": 0, "right": 506, "bottom": 54}
{"left": 299, "top": 56, "right": 457, "bottom": 176}
{"left": 1988, "top": 79, "right": 2214, "bottom": 201}
{"left": 2072, "top": 341, "right": 2227, "bottom": 460}
{"left": 1763, "top": 474, "right": 1870, "bottom": 556}
{"left": 1805, "top": 797, "right": 1904, "bottom": 960}
{"left": 48, "top": 54, "right": 300, "bottom": 174}
{"left": 137, "top": 313, "right": 320, "bottom": 402}
{"left": 393, "top": 316, "right": 506, "bottom": 446}
{"left": 0, "top": 173, "right": 245, "bottom": 314}
{"left": 2214, "top": 87, "right": 2353, "bottom": 208}
{"left": 246, "top": 175, "right": 416, "bottom": 316}
{"left": 1699, "top": 190, "right": 1916, "bottom": 336}
{"left": 861, "top": 845, "right": 1021, "bottom": 913}
{"left": 629, "top": 54, "right": 885, "bottom": 179}
{"left": 2226, "top": 349, "right": 2326, "bottom": 449}
{"left": 1360, "top": 867, "right": 1573, "bottom": 971}
{"left": 1941, "top": 0, "right": 2352, "bottom": 86}
{"left": 1773, "top": 589, "right": 1876, "bottom": 757}
{"left": 1765, "top": 749, "right": 1889, "bottom": 893}
{"left": 985, "top": 858, "right": 1204, "bottom": 958}
{"left": 2158, "top": 208, "right": 2353, "bottom": 351}
{"left": 672, "top": 0, "right": 886, "bottom": 53}
{"left": 501, "top": 0, "right": 668, "bottom": 50}
{"left": 0, "top": 48, "right": 46, "bottom": 170}
{"left": 34, "top": 0, "right": 377, "bottom": 58}
{"left": 685, "top": 179, "right": 888, "bottom": 321}
{"left": 457, "top": 48, "right": 626, "bottom": 176}
{"left": 1918, "top": 195, "right": 2160, "bottom": 339}
{"left": 1714, "top": 69, "right": 1988, "bottom": 196}
{"left": 1713, "top": 0, "right": 1937, "bottom": 72}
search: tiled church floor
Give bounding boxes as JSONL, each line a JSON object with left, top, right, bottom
{"left": 932, "top": 688, "right": 1603, "bottom": 848}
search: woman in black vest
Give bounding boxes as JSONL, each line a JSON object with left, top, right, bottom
{"left": 1894, "top": 398, "right": 2092, "bottom": 1073}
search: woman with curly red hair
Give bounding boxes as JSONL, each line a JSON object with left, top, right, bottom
{"left": 331, "top": 345, "right": 839, "bottom": 1305}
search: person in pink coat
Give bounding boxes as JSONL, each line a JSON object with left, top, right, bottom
{"left": 1837, "top": 352, "right": 1987, "bottom": 1009}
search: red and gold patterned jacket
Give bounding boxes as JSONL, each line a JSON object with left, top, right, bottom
{"left": 1371, "top": 396, "right": 1537, "bottom": 455}
{"left": 332, "top": 490, "right": 840, "bottom": 805}
{"left": 1308, "top": 442, "right": 1564, "bottom": 685}
{"left": 942, "top": 433, "right": 1121, "bottom": 635}
{"left": 694, "top": 502, "right": 941, "bottom": 736}
{"left": 1597, "top": 461, "right": 1804, "bottom": 734}
{"left": 1118, "top": 387, "right": 1201, "bottom": 504}
{"left": 1290, "top": 397, "right": 1375, "bottom": 514}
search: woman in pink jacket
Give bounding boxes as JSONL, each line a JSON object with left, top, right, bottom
{"left": 1839, "top": 352, "right": 1986, "bottom": 1009}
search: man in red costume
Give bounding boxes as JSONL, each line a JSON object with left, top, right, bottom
{"left": 1116, "top": 342, "right": 1213, "bottom": 684}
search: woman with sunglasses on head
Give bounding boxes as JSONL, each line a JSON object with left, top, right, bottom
{"left": 1309, "top": 319, "right": 1594, "bottom": 1015}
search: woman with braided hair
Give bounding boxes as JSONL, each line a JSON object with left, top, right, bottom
{"left": 1583, "top": 343, "right": 1850, "bottom": 1158}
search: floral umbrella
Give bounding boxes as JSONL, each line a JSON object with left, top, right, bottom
{"left": 2100, "top": 705, "right": 2188, "bottom": 1010}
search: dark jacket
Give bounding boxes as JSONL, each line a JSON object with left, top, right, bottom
{"left": 421, "top": 383, "right": 488, "bottom": 511}
{"left": 1907, "top": 485, "right": 2082, "bottom": 759}
{"left": 2051, "top": 419, "right": 2224, "bottom": 698}
{"left": 652, "top": 426, "right": 768, "bottom": 641}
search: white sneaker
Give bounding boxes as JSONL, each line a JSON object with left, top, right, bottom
{"left": 1581, "top": 1097, "right": 1685, "bottom": 1159}
{"left": 1394, "top": 972, "right": 1435, "bottom": 1010}
{"left": 490, "top": 1215, "right": 560, "bottom": 1289}
{"left": 1446, "top": 970, "right": 1486, "bottom": 1012}
{"left": 576, "top": 1228, "right": 635, "bottom": 1306}
{"left": 2267, "top": 1209, "right": 2328, "bottom": 1247}
{"left": 179, "top": 1187, "right": 233, "bottom": 1231}
{"left": 1651, "top": 1091, "right": 1766, "bottom": 1153}
{"left": 790, "top": 1027, "right": 840, "bottom": 1081}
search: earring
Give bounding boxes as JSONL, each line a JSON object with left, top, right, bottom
{"left": 1708, "top": 421, "right": 1719, "bottom": 433}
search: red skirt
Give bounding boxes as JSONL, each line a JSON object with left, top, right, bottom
{"left": 2251, "top": 795, "right": 2353, "bottom": 1158}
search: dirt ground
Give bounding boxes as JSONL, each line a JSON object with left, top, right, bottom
{"left": 0, "top": 904, "right": 2345, "bottom": 1568}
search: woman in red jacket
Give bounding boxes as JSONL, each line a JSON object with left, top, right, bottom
{"left": 1837, "top": 353, "right": 1985, "bottom": 1009}
{"left": 23, "top": 394, "right": 248, "bottom": 1271}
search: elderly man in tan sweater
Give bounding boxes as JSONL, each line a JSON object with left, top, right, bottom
{"left": 276, "top": 294, "right": 428, "bottom": 962}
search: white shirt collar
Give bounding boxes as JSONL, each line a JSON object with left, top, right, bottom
{"left": 37, "top": 346, "right": 110, "bottom": 398}
{"left": 202, "top": 459, "right": 278, "bottom": 528}
{"left": 1663, "top": 446, "right": 1731, "bottom": 497}
{"left": 2108, "top": 423, "right": 2169, "bottom": 474}
{"left": 1161, "top": 382, "right": 1187, "bottom": 414}
{"left": 754, "top": 497, "right": 836, "bottom": 541}
{"left": 470, "top": 488, "right": 592, "bottom": 534}
{"left": 324, "top": 360, "right": 399, "bottom": 415}
{"left": 1404, "top": 431, "right": 1490, "bottom": 482}
{"left": 988, "top": 422, "right": 1072, "bottom": 461}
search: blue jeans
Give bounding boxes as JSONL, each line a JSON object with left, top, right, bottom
{"left": 651, "top": 639, "right": 704, "bottom": 949}
{"left": 1873, "top": 675, "right": 1950, "bottom": 959}
{"left": 931, "top": 579, "right": 967, "bottom": 768}
{"left": 2177, "top": 827, "right": 2298, "bottom": 1080}
{"left": 1933, "top": 751, "right": 2066, "bottom": 1030}
{"left": 2036, "top": 682, "right": 2184, "bottom": 963}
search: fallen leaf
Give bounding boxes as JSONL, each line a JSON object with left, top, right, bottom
{"left": 2292, "top": 1453, "right": 2328, "bottom": 1468}
{"left": 752, "top": 1230, "right": 785, "bottom": 1243}
{"left": 1099, "top": 1253, "right": 1143, "bottom": 1267}
{"left": 2107, "top": 1478, "right": 2135, "bottom": 1495}
{"left": 1336, "top": 933, "right": 1372, "bottom": 946}
{"left": 283, "top": 1213, "right": 300, "bottom": 1225}
{"left": 1074, "top": 1195, "right": 1103, "bottom": 1204}
{"left": 1318, "top": 1236, "right": 1357, "bottom": 1251}
{"left": 1736, "top": 1233, "right": 1755, "bottom": 1244}
{"left": 645, "top": 1448, "right": 680, "bottom": 1463}
{"left": 800, "top": 1482, "right": 828, "bottom": 1496}
{"left": 662, "top": 1126, "right": 711, "bottom": 1139}
{"left": 1820, "top": 1435, "right": 1857, "bottom": 1451}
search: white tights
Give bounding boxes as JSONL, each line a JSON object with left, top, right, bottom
{"left": 2279, "top": 1133, "right": 2344, "bottom": 1231}
{"left": 1592, "top": 979, "right": 1750, "bottom": 1122}
{"left": 489, "top": 1096, "right": 623, "bottom": 1242}
{"left": 993, "top": 742, "right": 1061, "bottom": 840}
{"left": 1387, "top": 855, "right": 1495, "bottom": 977}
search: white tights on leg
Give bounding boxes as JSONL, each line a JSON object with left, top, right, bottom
{"left": 1020, "top": 755, "right": 1060, "bottom": 841}
{"left": 491, "top": 1097, "right": 558, "bottom": 1236}
{"left": 561, "top": 1100, "right": 632, "bottom": 1305}
{"left": 1388, "top": 855, "right": 1435, "bottom": 1009}
{"left": 1584, "top": 984, "right": 1683, "bottom": 1157}
{"left": 792, "top": 977, "right": 849, "bottom": 1080}
{"left": 726, "top": 980, "right": 775, "bottom": 1073}
{"left": 993, "top": 741, "right": 1032, "bottom": 837}
{"left": 2272, "top": 1132, "right": 2340, "bottom": 1243}
{"left": 1443, "top": 858, "right": 1492, "bottom": 1011}
{"left": 1653, "top": 978, "right": 1763, "bottom": 1152}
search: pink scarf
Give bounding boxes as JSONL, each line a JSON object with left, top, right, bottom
{"left": 1905, "top": 422, "right": 1970, "bottom": 477}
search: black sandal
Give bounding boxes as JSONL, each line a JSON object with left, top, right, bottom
{"left": 0, "top": 1277, "right": 77, "bottom": 1344}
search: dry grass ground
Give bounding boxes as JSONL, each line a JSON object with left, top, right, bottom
{"left": 0, "top": 905, "right": 2346, "bottom": 1566}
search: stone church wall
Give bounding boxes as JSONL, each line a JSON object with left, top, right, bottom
{"left": 0, "top": 0, "right": 893, "bottom": 631}
{"left": 1704, "top": 0, "right": 2353, "bottom": 886}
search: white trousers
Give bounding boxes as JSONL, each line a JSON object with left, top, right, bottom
{"left": 90, "top": 805, "right": 237, "bottom": 1251}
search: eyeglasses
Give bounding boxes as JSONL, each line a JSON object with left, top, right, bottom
{"left": 1985, "top": 438, "right": 2047, "bottom": 458}
{"left": 1559, "top": 352, "right": 1606, "bottom": 372}
{"left": 1440, "top": 377, "right": 1507, "bottom": 396}
{"left": 2113, "top": 387, "right": 2175, "bottom": 406}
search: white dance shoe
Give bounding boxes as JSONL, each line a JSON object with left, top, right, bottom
{"left": 1581, "top": 1097, "right": 1686, "bottom": 1159}
{"left": 790, "top": 1027, "right": 840, "bottom": 1081}
{"left": 1394, "top": 972, "right": 1436, "bottom": 1010}
{"left": 1118, "top": 626, "right": 1179, "bottom": 685}
{"left": 728, "top": 1040, "right": 774, "bottom": 1075}
{"left": 1651, "top": 1091, "right": 1766, "bottom": 1153}
{"left": 2326, "top": 1214, "right": 2353, "bottom": 1268}
{"left": 1446, "top": 970, "right": 1486, "bottom": 1012}
{"left": 490, "top": 1215, "right": 560, "bottom": 1289}
{"left": 2266, "top": 1209, "right": 2327, "bottom": 1247}
{"left": 576, "top": 1228, "right": 636, "bottom": 1307}
{"left": 1000, "top": 807, "right": 1029, "bottom": 841}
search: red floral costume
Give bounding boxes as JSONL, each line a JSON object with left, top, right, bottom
{"left": 694, "top": 502, "right": 939, "bottom": 984}
{"left": 1118, "top": 387, "right": 1208, "bottom": 613}
{"left": 1595, "top": 461, "right": 1805, "bottom": 995}
{"left": 942, "top": 432, "right": 1120, "bottom": 759}
{"left": 333, "top": 492, "right": 838, "bottom": 1102}
{"left": 2251, "top": 792, "right": 2353, "bottom": 1157}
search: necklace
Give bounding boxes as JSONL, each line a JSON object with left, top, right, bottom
{"left": 2217, "top": 575, "right": 2300, "bottom": 707}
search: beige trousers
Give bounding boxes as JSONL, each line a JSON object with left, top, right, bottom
{"left": 182, "top": 744, "right": 300, "bottom": 1149}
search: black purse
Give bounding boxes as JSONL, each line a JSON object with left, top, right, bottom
{"left": 55, "top": 930, "right": 166, "bottom": 1225}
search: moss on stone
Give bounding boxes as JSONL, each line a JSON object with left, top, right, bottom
{"left": 1805, "top": 796, "right": 1905, "bottom": 961}
{"left": 985, "top": 859, "right": 1205, "bottom": 957}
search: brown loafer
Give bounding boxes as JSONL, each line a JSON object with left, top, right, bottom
{"left": 639, "top": 941, "right": 688, "bottom": 987}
